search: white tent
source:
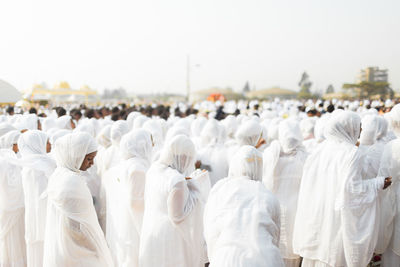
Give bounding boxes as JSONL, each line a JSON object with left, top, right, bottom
{"left": 0, "top": 80, "right": 21, "bottom": 103}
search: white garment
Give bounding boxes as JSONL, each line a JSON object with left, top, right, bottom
{"left": 204, "top": 177, "right": 283, "bottom": 267}
{"left": 293, "top": 111, "right": 385, "bottom": 267}
{"left": 18, "top": 130, "right": 56, "bottom": 267}
{"left": 382, "top": 248, "right": 400, "bottom": 267}
{"left": 139, "top": 135, "right": 210, "bottom": 267}
{"left": 0, "top": 150, "right": 26, "bottom": 267}
{"left": 263, "top": 140, "right": 307, "bottom": 260}
{"left": 205, "top": 146, "right": 283, "bottom": 267}
{"left": 43, "top": 132, "right": 114, "bottom": 267}
{"left": 377, "top": 140, "right": 400, "bottom": 257}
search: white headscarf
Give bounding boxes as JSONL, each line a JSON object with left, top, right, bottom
{"left": 0, "top": 130, "right": 20, "bottom": 150}
{"left": 229, "top": 145, "right": 263, "bottom": 181}
{"left": 387, "top": 103, "right": 400, "bottom": 137}
{"left": 110, "top": 120, "right": 129, "bottom": 146}
{"left": 235, "top": 121, "right": 262, "bottom": 147}
{"left": 96, "top": 125, "right": 112, "bottom": 148}
{"left": 278, "top": 119, "right": 303, "bottom": 154}
{"left": 324, "top": 111, "right": 360, "bottom": 145}
{"left": 360, "top": 115, "right": 379, "bottom": 146}
{"left": 119, "top": 129, "right": 153, "bottom": 163}
{"left": 18, "top": 130, "right": 48, "bottom": 156}
{"left": 159, "top": 134, "right": 195, "bottom": 175}
{"left": 56, "top": 115, "right": 73, "bottom": 130}
{"left": 54, "top": 132, "right": 97, "bottom": 172}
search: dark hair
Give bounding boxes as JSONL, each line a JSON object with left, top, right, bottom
{"left": 85, "top": 109, "right": 95, "bottom": 119}
{"left": 56, "top": 107, "right": 67, "bottom": 117}
{"left": 327, "top": 104, "right": 335, "bottom": 113}
{"left": 6, "top": 106, "right": 14, "bottom": 115}
{"left": 29, "top": 107, "right": 37, "bottom": 114}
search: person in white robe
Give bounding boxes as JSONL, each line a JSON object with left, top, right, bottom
{"left": 196, "top": 119, "right": 229, "bottom": 186}
{"left": 139, "top": 134, "right": 210, "bottom": 267}
{"left": 263, "top": 119, "right": 307, "bottom": 267}
{"left": 204, "top": 145, "right": 284, "bottom": 267}
{"left": 377, "top": 139, "right": 400, "bottom": 266}
{"left": 18, "top": 130, "right": 56, "bottom": 267}
{"left": 293, "top": 111, "right": 392, "bottom": 267}
{"left": 43, "top": 132, "right": 114, "bottom": 267}
{"left": 104, "top": 129, "right": 152, "bottom": 267}
{"left": 0, "top": 149, "right": 26, "bottom": 267}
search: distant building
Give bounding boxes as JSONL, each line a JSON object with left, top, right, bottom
{"left": 358, "top": 67, "right": 388, "bottom": 83}
{"left": 246, "top": 87, "right": 298, "bottom": 100}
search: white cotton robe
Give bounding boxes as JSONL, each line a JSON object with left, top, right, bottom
{"left": 204, "top": 146, "right": 283, "bottom": 267}
{"left": 43, "top": 132, "right": 114, "bottom": 267}
{"left": 0, "top": 149, "right": 26, "bottom": 267}
{"left": 139, "top": 135, "right": 210, "bottom": 267}
{"left": 18, "top": 130, "right": 56, "bottom": 267}
{"left": 263, "top": 120, "right": 307, "bottom": 267}
{"left": 104, "top": 129, "right": 152, "bottom": 267}
{"left": 293, "top": 111, "right": 386, "bottom": 267}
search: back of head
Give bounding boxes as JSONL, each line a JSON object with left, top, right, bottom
{"left": 387, "top": 103, "right": 400, "bottom": 137}
{"left": 359, "top": 115, "right": 379, "bottom": 146}
{"left": 159, "top": 134, "right": 195, "bottom": 175}
{"left": 18, "top": 130, "right": 48, "bottom": 156}
{"left": 278, "top": 119, "right": 303, "bottom": 154}
{"left": 235, "top": 120, "right": 262, "bottom": 147}
{"left": 200, "top": 119, "right": 220, "bottom": 146}
{"left": 229, "top": 145, "right": 262, "bottom": 181}
{"left": 119, "top": 129, "right": 153, "bottom": 162}
{"left": 324, "top": 111, "right": 360, "bottom": 145}
{"left": 110, "top": 120, "right": 129, "bottom": 145}
{"left": 54, "top": 132, "right": 97, "bottom": 172}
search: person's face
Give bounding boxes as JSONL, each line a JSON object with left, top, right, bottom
{"left": 46, "top": 139, "right": 51, "bottom": 153}
{"left": 80, "top": 151, "right": 97, "bottom": 171}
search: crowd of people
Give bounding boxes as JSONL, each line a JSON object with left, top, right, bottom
{"left": 0, "top": 98, "right": 400, "bottom": 267}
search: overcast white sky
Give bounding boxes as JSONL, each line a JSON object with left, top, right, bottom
{"left": 0, "top": 0, "right": 399, "bottom": 95}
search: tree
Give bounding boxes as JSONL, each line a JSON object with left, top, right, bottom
{"left": 342, "top": 81, "right": 391, "bottom": 98}
{"left": 242, "top": 81, "right": 250, "bottom": 94}
{"left": 326, "top": 84, "right": 335, "bottom": 94}
{"left": 298, "top": 72, "right": 313, "bottom": 99}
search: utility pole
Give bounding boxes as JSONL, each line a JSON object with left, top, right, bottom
{"left": 186, "top": 55, "right": 190, "bottom": 102}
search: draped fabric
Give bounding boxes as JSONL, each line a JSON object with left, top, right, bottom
{"left": 18, "top": 130, "right": 56, "bottom": 267}
{"left": 139, "top": 135, "right": 210, "bottom": 267}
{"left": 43, "top": 132, "right": 114, "bottom": 267}
{"left": 293, "top": 111, "right": 385, "bottom": 267}
{"left": 0, "top": 149, "right": 26, "bottom": 267}
{"left": 204, "top": 146, "right": 283, "bottom": 267}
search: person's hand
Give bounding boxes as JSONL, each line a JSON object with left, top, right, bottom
{"left": 383, "top": 177, "right": 392, "bottom": 190}
{"left": 255, "top": 138, "right": 266, "bottom": 149}
{"left": 185, "top": 177, "right": 192, "bottom": 180}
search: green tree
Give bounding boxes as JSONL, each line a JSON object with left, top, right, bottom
{"left": 326, "top": 84, "right": 335, "bottom": 94}
{"left": 298, "top": 72, "right": 312, "bottom": 99}
{"left": 342, "top": 81, "right": 391, "bottom": 98}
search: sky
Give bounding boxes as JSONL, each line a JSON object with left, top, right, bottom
{"left": 0, "top": 0, "right": 399, "bottom": 95}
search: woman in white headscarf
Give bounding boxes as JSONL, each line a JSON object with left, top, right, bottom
{"left": 104, "top": 129, "right": 153, "bottom": 267}
{"left": 99, "top": 120, "right": 129, "bottom": 177}
{"left": 139, "top": 134, "right": 210, "bottom": 267}
{"left": 204, "top": 145, "right": 283, "bottom": 267}
{"left": 0, "top": 130, "right": 20, "bottom": 153}
{"left": 56, "top": 115, "right": 75, "bottom": 130}
{"left": 377, "top": 139, "right": 400, "bottom": 266}
{"left": 43, "top": 132, "right": 114, "bottom": 267}
{"left": 197, "top": 119, "right": 229, "bottom": 186}
{"left": 18, "top": 130, "right": 56, "bottom": 267}
{"left": 293, "top": 111, "right": 392, "bottom": 267}
{"left": 263, "top": 119, "right": 307, "bottom": 267}
{"left": 0, "top": 149, "right": 26, "bottom": 266}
